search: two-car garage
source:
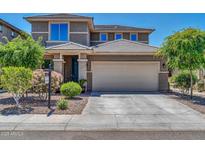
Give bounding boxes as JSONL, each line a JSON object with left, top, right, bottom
{"left": 91, "top": 61, "right": 160, "bottom": 92}
{"left": 85, "top": 39, "right": 169, "bottom": 92}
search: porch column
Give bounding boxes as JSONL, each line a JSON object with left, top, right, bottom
{"left": 77, "top": 59, "right": 88, "bottom": 80}
{"left": 53, "top": 58, "right": 65, "bottom": 76}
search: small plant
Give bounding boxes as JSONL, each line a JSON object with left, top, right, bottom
{"left": 78, "top": 79, "right": 87, "bottom": 93}
{"left": 57, "top": 98, "right": 68, "bottom": 110}
{"left": 170, "top": 71, "right": 197, "bottom": 94}
{"left": 60, "top": 82, "right": 82, "bottom": 98}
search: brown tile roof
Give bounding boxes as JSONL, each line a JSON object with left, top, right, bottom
{"left": 25, "top": 13, "right": 93, "bottom": 20}
{"left": 94, "top": 25, "right": 155, "bottom": 32}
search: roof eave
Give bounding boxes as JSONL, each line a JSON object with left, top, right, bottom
{"left": 0, "top": 18, "right": 24, "bottom": 34}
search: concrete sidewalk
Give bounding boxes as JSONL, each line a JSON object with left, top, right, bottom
{"left": 1, "top": 113, "right": 205, "bottom": 131}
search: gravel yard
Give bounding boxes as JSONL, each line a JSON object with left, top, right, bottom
{"left": 168, "top": 90, "right": 205, "bottom": 114}
{"left": 0, "top": 93, "right": 88, "bottom": 115}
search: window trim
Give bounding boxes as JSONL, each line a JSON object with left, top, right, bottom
{"left": 49, "top": 21, "right": 70, "bottom": 42}
{"left": 100, "top": 32, "right": 108, "bottom": 42}
{"left": 115, "top": 33, "right": 123, "bottom": 40}
{"left": 130, "top": 33, "right": 138, "bottom": 41}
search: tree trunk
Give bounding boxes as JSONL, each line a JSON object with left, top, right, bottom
{"left": 190, "top": 70, "right": 193, "bottom": 99}
{"left": 13, "top": 94, "right": 20, "bottom": 107}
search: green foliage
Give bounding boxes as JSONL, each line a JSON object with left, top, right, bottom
{"left": 32, "top": 69, "right": 63, "bottom": 100}
{"left": 60, "top": 82, "right": 82, "bottom": 98}
{"left": 0, "top": 67, "right": 32, "bottom": 105}
{"left": 57, "top": 98, "right": 69, "bottom": 110}
{"left": 42, "top": 59, "right": 54, "bottom": 69}
{"left": 157, "top": 28, "right": 205, "bottom": 98}
{"left": 157, "top": 28, "right": 205, "bottom": 71}
{"left": 78, "top": 79, "right": 87, "bottom": 88}
{"left": 170, "top": 71, "right": 197, "bottom": 94}
{"left": 197, "top": 80, "right": 205, "bottom": 92}
{"left": 0, "top": 36, "right": 44, "bottom": 70}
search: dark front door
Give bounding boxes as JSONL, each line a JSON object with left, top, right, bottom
{"left": 71, "top": 56, "right": 78, "bottom": 82}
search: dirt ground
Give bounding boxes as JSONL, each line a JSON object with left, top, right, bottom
{"left": 168, "top": 89, "right": 205, "bottom": 114}
{"left": 0, "top": 92, "right": 88, "bottom": 115}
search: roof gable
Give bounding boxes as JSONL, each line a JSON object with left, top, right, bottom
{"left": 93, "top": 39, "right": 158, "bottom": 53}
{"left": 46, "top": 42, "right": 91, "bottom": 50}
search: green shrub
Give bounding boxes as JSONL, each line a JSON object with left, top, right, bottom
{"left": 170, "top": 71, "right": 197, "bottom": 93}
{"left": 78, "top": 79, "right": 87, "bottom": 88}
{"left": 78, "top": 79, "right": 87, "bottom": 93}
{"left": 57, "top": 98, "right": 69, "bottom": 110}
{"left": 0, "top": 66, "right": 32, "bottom": 105}
{"left": 60, "top": 82, "right": 82, "bottom": 98}
{"left": 0, "top": 36, "right": 44, "bottom": 70}
{"left": 32, "top": 69, "right": 63, "bottom": 100}
{"left": 197, "top": 80, "right": 205, "bottom": 92}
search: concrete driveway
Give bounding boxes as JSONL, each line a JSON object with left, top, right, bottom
{"left": 80, "top": 93, "right": 205, "bottom": 130}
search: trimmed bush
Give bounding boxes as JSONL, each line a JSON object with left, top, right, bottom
{"left": 60, "top": 82, "right": 82, "bottom": 98}
{"left": 170, "top": 71, "right": 197, "bottom": 94}
{"left": 0, "top": 67, "right": 32, "bottom": 105}
{"left": 57, "top": 98, "right": 69, "bottom": 110}
{"left": 32, "top": 69, "right": 63, "bottom": 100}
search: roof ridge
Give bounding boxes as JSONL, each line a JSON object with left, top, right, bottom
{"left": 46, "top": 41, "right": 92, "bottom": 50}
{"left": 25, "top": 13, "right": 93, "bottom": 19}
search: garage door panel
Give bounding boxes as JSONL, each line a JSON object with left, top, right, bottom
{"left": 92, "top": 61, "right": 159, "bottom": 92}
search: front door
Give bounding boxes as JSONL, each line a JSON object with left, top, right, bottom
{"left": 71, "top": 56, "right": 78, "bottom": 82}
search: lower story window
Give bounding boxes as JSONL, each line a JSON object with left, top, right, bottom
{"left": 115, "top": 33, "right": 122, "bottom": 40}
{"left": 131, "top": 33, "right": 137, "bottom": 41}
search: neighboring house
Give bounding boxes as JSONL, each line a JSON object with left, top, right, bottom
{"left": 25, "top": 13, "right": 169, "bottom": 92}
{"left": 198, "top": 69, "right": 205, "bottom": 80}
{"left": 0, "top": 18, "right": 23, "bottom": 43}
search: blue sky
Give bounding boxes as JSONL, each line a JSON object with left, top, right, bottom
{"left": 0, "top": 13, "right": 205, "bottom": 46}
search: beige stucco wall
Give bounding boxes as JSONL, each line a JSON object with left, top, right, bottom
{"left": 32, "top": 21, "right": 48, "bottom": 32}
{"left": 70, "top": 33, "right": 88, "bottom": 46}
{"left": 70, "top": 22, "right": 88, "bottom": 32}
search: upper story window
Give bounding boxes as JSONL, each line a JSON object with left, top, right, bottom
{"left": 130, "top": 33, "right": 137, "bottom": 41}
{"left": 115, "top": 33, "right": 122, "bottom": 40}
{"left": 100, "top": 33, "right": 107, "bottom": 41}
{"left": 50, "top": 23, "right": 68, "bottom": 41}
{"left": 0, "top": 24, "right": 2, "bottom": 32}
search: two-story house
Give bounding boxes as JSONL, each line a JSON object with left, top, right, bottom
{"left": 25, "top": 13, "right": 169, "bottom": 92}
{"left": 0, "top": 18, "right": 23, "bottom": 44}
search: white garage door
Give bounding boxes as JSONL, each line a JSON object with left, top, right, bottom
{"left": 92, "top": 61, "right": 160, "bottom": 92}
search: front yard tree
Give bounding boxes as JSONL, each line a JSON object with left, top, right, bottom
{"left": 157, "top": 28, "right": 205, "bottom": 99}
{"left": 0, "top": 36, "right": 44, "bottom": 70}
{"left": 0, "top": 67, "right": 33, "bottom": 106}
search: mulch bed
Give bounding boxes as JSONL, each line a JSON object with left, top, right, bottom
{"left": 167, "top": 89, "right": 205, "bottom": 114}
{"left": 0, "top": 92, "right": 89, "bottom": 115}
